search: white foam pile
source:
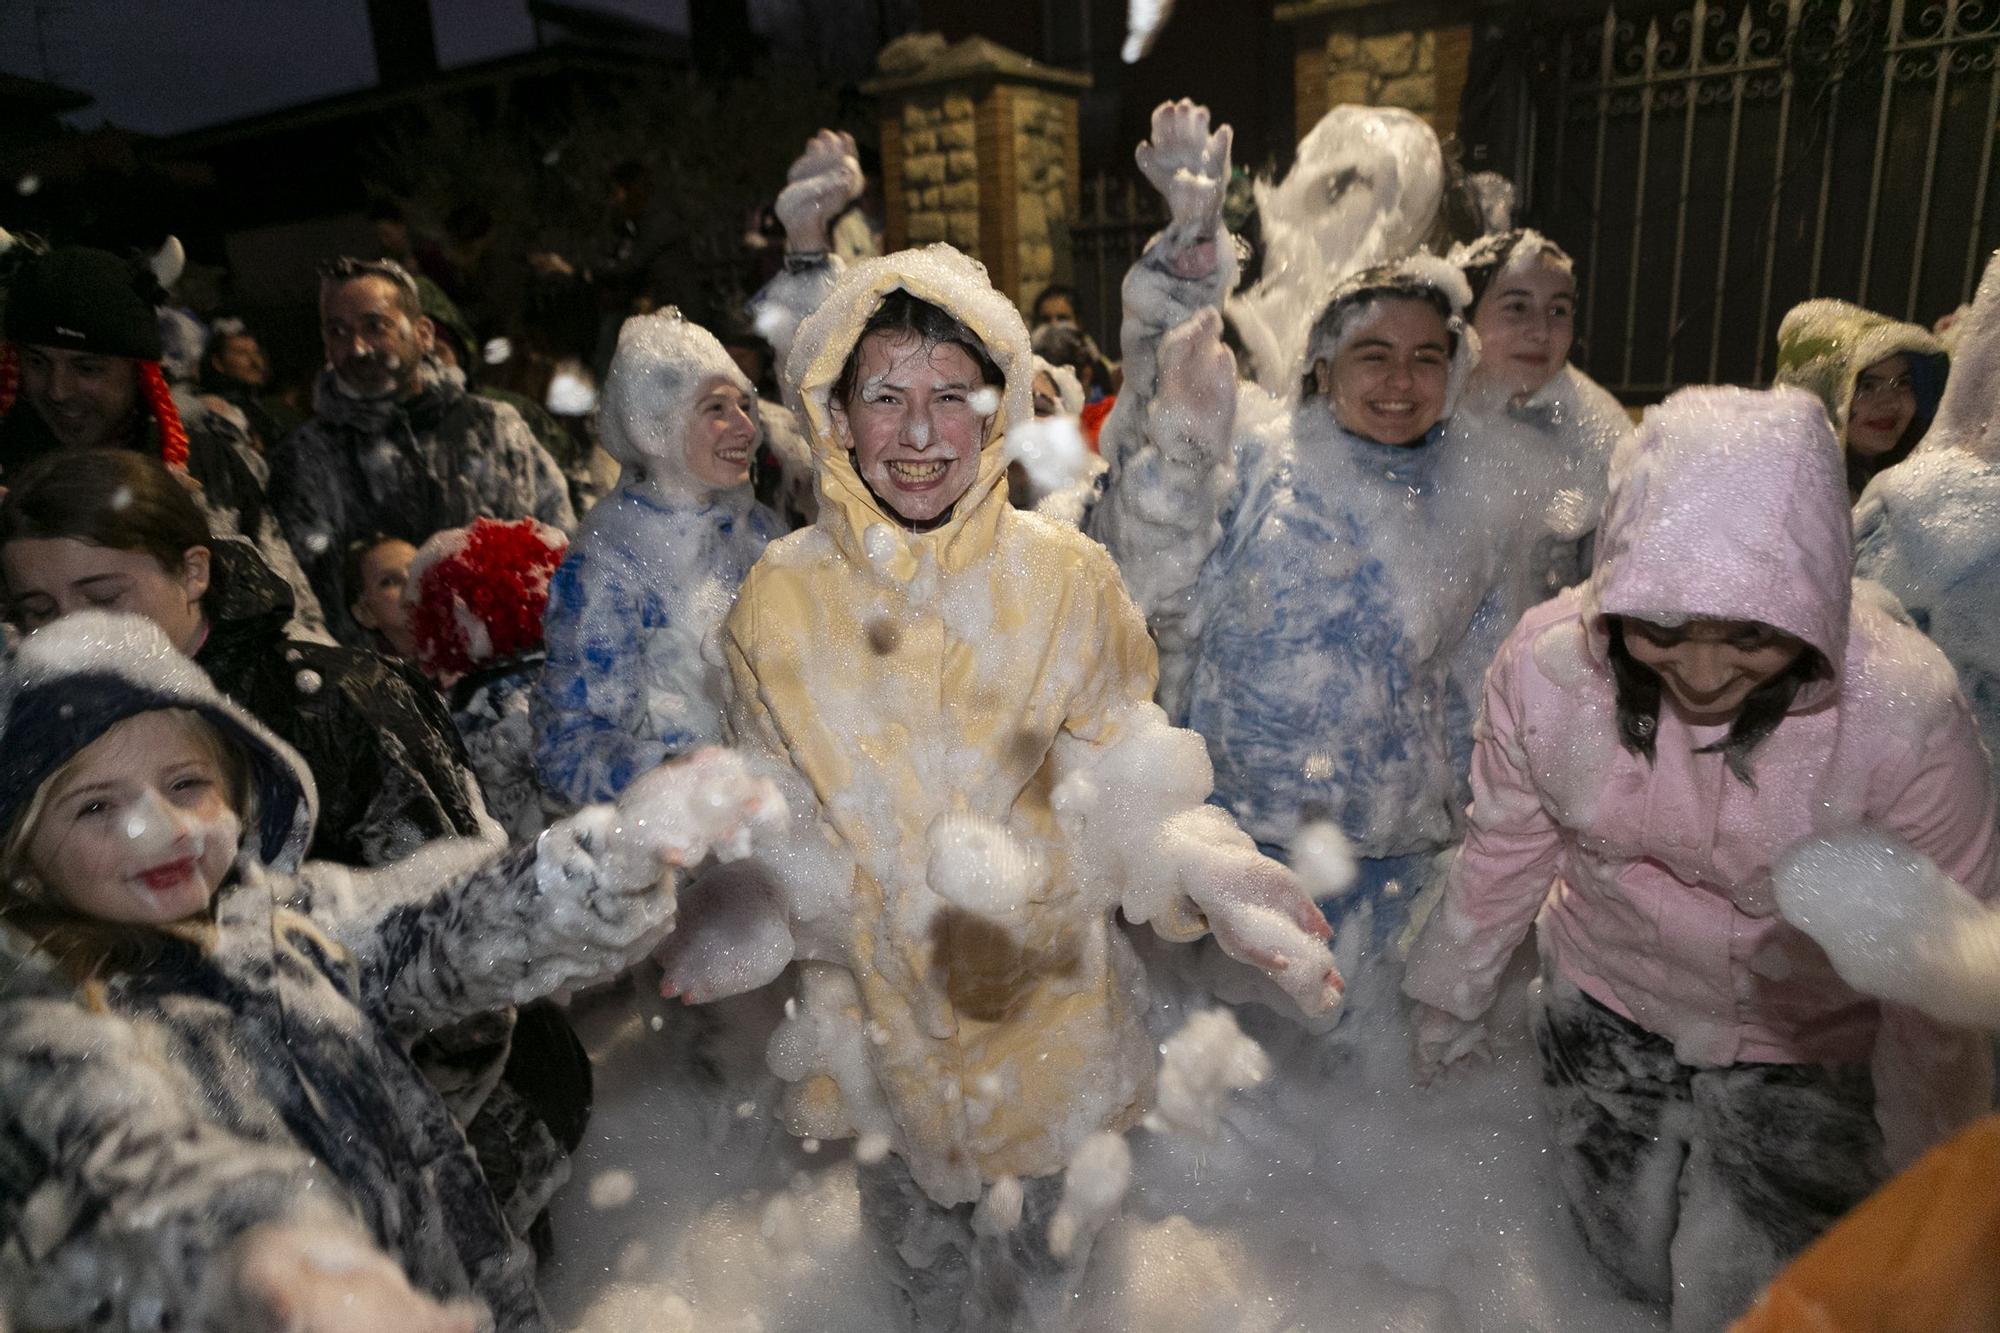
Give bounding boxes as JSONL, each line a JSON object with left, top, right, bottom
{"left": 1776, "top": 829, "right": 2000, "bottom": 1030}
{"left": 541, "top": 954, "right": 1668, "bottom": 1332}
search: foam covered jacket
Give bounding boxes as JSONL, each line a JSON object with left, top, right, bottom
{"left": 1853, "top": 250, "right": 2000, "bottom": 783}
{"left": 534, "top": 312, "right": 782, "bottom": 806}
{"left": 0, "top": 616, "right": 687, "bottom": 1332}
{"left": 269, "top": 361, "right": 575, "bottom": 644}
{"left": 196, "top": 538, "right": 494, "bottom": 866}
{"left": 1443, "top": 365, "right": 1631, "bottom": 784}
{"left": 1092, "top": 234, "right": 1488, "bottom": 861}
{"left": 723, "top": 246, "right": 1212, "bottom": 1205}
{"left": 1404, "top": 386, "right": 1998, "bottom": 1168}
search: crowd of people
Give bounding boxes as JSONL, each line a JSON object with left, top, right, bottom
{"left": 0, "top": 92, "right": 1996, "bottom": 1333}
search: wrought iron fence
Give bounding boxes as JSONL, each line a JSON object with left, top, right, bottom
{"left": 1495, "top": 0, "right": 2000, "bottom": 399}
{"left": 1067, "top": 171, "right": 1164, "bottom": 349}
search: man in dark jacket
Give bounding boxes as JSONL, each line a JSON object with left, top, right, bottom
{"left": 269, "top": 257, "right": 574, "bottom": 644}
{"left": 0, "top": 245, "right": 323, "bottom": 633}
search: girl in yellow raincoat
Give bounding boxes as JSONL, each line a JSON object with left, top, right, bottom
{"left": 656, "top": 243, "right": 1342, "bottom": 1329}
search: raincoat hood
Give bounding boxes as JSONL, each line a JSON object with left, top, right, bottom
{"left": 1299, "top": 251, "right": 1480, "bottom": 425}
{"left": 0, "top": 611, "right": 317, "bottom": 871}
{"left": 598, "top": 308, "right": 760, "bottom": 490}
{"left": 1586, "top": 385, "right": 1851, "bottom": 705}
{"left": 1775, "top": 298, "right": 1947, "bottom": 441}
{"left": 783, "top": 244, "right": 1033, "bottom": 578}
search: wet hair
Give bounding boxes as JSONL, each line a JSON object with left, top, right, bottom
{"left": 1605, "top": 617, "right": 1829, "bottom": 786}
{"left": 1300, "top": 277, "right": 1459, "bottom": 400}
{"left": 1459, "top": 230, "right": 1575, "bottom": 314}
{"left": 0, "top": 448, "right": 212, "bottom": 575}
{"left": 317, "top": 255, "right": 422, "bottom": 320}
{"left": 830, "top": 289, "right": 1002, "bottom": 409}
{"left": 0, "top": 709, "right": 242, "bottom": 989}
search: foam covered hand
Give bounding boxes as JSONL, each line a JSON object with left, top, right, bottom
{"left": 601, "top": 747, "right": 786, "bottom": 883}
{"left": 1149, "top": 307, "right": 1236, "bottom": 463}
{"left": 1136, "top": 99, "right": 1231, "bottom": 273}
{"left": 776, "top": 129, "right": 864, "bottom": 254}
{"left": 1410, "top": 1002, "right": 1490, "bottom": 1085}
{"left": 1167, "top": 812, "right": 1342, "bottom": 1016}
{"left": 216, "top": 1223, "right": 480, "bottom": 1333}
{"left": 657, "top": 859, "right": 796, "bottom": 1004}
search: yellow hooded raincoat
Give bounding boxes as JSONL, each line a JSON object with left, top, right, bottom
{"left": 722, "top": 246, "right": 1203, "bottom": 1205}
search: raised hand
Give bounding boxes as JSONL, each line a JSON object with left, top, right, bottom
{"left": 1170, "top": 825, "right": 1342, "bottom": 1017}
{"left": 1136, "top": 99, "right": 1232, "bottom": 240}
{"left": 222, "top": 1223, "right": 480, "bottom": 1333}
{"left": 1150, "top": 307, "right": 1236, "bottom": 457}
{"left": 775, "top": 129, "right": 865, "bottom": 254}
{"left": 657, "top": 860, "right": 795, "bottom": 1004}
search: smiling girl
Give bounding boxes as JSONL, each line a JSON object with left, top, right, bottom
{"left": 0, "top": 611, "right": 776, "bottom": 1330}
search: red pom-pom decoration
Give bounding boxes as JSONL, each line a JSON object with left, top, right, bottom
{"left": 409, "top": 517, "right": 569, "bottom": 681}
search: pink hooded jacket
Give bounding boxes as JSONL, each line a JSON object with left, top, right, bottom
{"left": 1404, "top": 385, "right": 1997, "bottom": 1166}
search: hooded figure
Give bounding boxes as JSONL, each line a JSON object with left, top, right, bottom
{"left": 1853, "top": 250, "right": 2000, "bottom": 784}
{"left": 1403, "top": 387, "right": 1997, "bottom": 1330}
{"left": 668, "top": 244, "right": 1336, "bottom": 1327}
{"left": 0, "top": 612, "right": 777, "bottom": 1331}
{"left": 533, "top": 310, "right": 783, "bottom": 807}
{"left": 1775, "top": 297, "right": 1948, "bottom": 499}
{"left": 1441, "top": 229, "right": 1631, "bottom": 787}
{"left": 1, "top": 245, "right": 324, "bottom": 637}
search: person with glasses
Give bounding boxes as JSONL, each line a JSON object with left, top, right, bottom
{"left": 268, "top": 257, "right": 575, "bottom": 645}
{"left": 1775, "top": 296, "right": 1948, "bottom": 500}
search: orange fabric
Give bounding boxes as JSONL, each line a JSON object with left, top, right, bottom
{"left": 1733, "top": 1114, "right": 2000, "bottom": 1333}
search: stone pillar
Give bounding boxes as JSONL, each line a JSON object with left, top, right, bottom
{"left": 1278, "top": 0, "right": 1476, "bottom": 143}
{"left": 866, "top": 35, "right": 1089, "bottom": 311}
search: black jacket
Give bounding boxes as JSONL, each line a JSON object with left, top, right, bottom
{"left": 196, "top": 540, "right": 494, "bottom": 866}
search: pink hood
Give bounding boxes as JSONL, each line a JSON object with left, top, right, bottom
{"left": 1407, "top": 386, "right": 1998, "bottom": 1168}
{"left": 1586, "top": 385, "right": 1852, "bottom": 707}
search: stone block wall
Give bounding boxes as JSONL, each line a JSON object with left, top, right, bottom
{"left": 1283, "top": 3, "right": 1473, "bottom": 146}
{"left": 898, "top": 93, "right": 982, "bottom": 249}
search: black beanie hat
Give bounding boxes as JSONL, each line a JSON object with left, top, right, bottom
{"left": 4, "top": 247, "right": 166, "bottom": 361}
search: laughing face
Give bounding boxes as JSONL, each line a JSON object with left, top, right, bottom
{"left": 1314, "top": 297, "right": 1452, "bottom": 447}
{"left": 685, "top": 376, "right": 759, "bottom": 490}
{"left": 833, "top": 331, "right": 993, "bottom": 525}
{"left": 25, "top": 711, "right": 242, "bottom": 927}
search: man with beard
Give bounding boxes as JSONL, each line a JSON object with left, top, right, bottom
{"left": 269, "top": 257, "right": 574, "bottom": 645}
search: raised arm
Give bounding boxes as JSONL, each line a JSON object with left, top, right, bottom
{"left": 749, "top": 130, "right": 864, "bottom": 403}
{"left": 298, "top": 747, "right": 783, "bottom": 1031}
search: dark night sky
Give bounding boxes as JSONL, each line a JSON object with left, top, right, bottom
{"left": 0, "top": 0, "right": 692, "bottom": 135}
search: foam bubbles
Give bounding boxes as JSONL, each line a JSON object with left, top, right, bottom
{"left": 1143, "top": 1008, "right": 1270, "bottom": 1140}
{"left": 924, "top": 813, "right": 1045, "bottom": 916}
{"left": 1049, "top": 1130, "right": 1133, "bottom": 1259}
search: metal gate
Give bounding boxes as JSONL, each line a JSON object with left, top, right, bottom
{"left": 1480, "top": 0, "right": 2000, "bottom": 399}
{"left": 1067, "top": 171, "right": 1164, "bottom": 348}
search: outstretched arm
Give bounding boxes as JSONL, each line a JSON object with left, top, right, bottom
{"left": 298, "top": 748, "right": 784, "bottom": 1031}
{"left": 0, "top": 997, "right": 465, "bottom": 1331}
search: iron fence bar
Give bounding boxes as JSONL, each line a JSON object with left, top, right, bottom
{"left": 1808, "top": 0, "right": 1856, "bottom": 297}
{"left": 1754, "top": 0, "right": 1805, "bottom": 382}
{"left": 1585, "top": 7, "right": 1619, "bottom": 356}
{"left": 1706, "top": 4, "right": 1758, "bottom": 383}
{"left": 1960, "top": 51, "right": 2000, "bottom": 300}
{"left": 1620, "top": 16, "right": 1663, "bottom": 387}
{"left": 1663, "top": 0, "right": 1709, "bottom": 386}
{"left": 1857, "top": 0, "right": 1909, "bottom": 304}
{"left": 1905, "top": 0, "right": 1960, "bottom": 320}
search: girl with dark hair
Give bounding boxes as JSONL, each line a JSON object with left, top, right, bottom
{"left": 1403, "top": 386, "right": 1999, "bottom": 1330}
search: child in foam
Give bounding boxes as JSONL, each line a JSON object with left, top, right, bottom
{"left": 533, "top": 310, "right": 784, "bottom": 807}
{"left": 1441, "top": 229, "right": 1631, "bottom": 788}
{"left": 1089, "top": 100, "right": 1499, "bottom": 948}
{"left": 409, "top": 517, "right": 570, "bottom": 844}
{"left": 0, "top": 611, "right": 779, "bottom": 1332}
{"left": 656, "top": 243, "right": 1343, "bottom": 1329}
{"left": 1774, "top": 294, "right": 1948, "bottom": 500}
{"left": 1403, "top": 386, "right": 1998, "bottom": 1331}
